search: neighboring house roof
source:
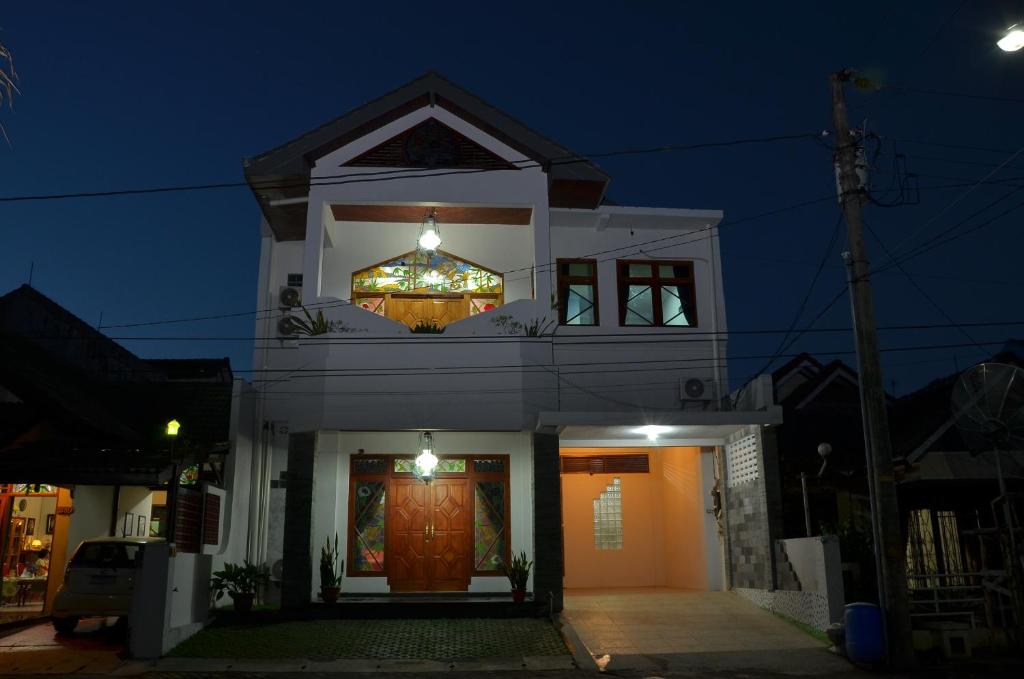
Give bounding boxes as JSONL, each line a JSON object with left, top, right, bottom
{"left": 0, "top": 285, "right": 234, "bottom": 481}
{"left": 244, "top": 71, "right": 611, "bottom": 240}
{"left": 890, "top": 343, "right": 1024, "bottom": 463}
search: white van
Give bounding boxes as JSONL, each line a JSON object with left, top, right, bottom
{"left": 51, "top": 537, "right": 164, "bottom": 634}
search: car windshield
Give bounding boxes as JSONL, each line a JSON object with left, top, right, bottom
{"left": 71, "top": 542, "right": 141, "bottom": 569}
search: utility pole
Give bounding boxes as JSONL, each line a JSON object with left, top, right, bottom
{"left": 830, "top": 69, "right": 915, "bottom": 668}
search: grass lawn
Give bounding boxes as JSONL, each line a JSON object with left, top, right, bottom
{"left": 170, "top": 618, "right": 569, "bottom": 660}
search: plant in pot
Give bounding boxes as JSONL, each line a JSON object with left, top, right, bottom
{"left": 503, "top": 550, "right": 533, "bottom": 603}
{"left": 320, "top": 532, "right": 344, "bottom": 603}
{"left": 211, "top": 560, "right": 269, "bottom": 614}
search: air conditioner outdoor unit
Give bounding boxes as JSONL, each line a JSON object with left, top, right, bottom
{"left": 680, "top": 378, "right": 717, "bottom": 410}
{"left": 277, "top": 315, "right": 300, "bottom": 337}
{"left": 278, "top": 286, "right": 302, "bottom": 310}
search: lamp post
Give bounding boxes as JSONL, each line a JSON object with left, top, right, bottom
{"left": 165, "top": 419, "right": 180, "bottom": 549}
{"left": 800, "top": 442, "right": 832, "bottom": 537}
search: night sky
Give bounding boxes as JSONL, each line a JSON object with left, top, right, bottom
{"left": 1, "top": 1, "right": 1022, "bottom": 395}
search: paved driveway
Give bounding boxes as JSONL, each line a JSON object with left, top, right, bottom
{"left": 0, "top": 618, "right": 126, "bottom": 674}
{"left": 564, "top": 588, "right": 857, "bottom": 675}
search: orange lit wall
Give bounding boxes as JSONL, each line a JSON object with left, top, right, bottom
{"left": 561, "top": 447, "right": 707, "bottom": 589}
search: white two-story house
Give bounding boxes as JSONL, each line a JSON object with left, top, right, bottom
{"left": 241, "top": 72, "right": 781, "bottom": 611}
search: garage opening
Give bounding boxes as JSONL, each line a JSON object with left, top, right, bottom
{"left": 560, "top": 447, "right": 719, "bottom": 590}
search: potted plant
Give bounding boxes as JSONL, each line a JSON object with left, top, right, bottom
{"left": 210, "top": 560, "right": 269, "bottom": 614}
{"left": 320, "top": 533, "right": 344, "bottom": 603}
{"left": 503, "top": 550, "right": 533, "bottom": 603}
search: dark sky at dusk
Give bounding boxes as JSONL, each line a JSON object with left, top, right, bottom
{"left": 1, "top": 1, "right": 1022, "bottom": 395}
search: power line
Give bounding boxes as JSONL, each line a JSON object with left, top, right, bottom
{"left": 753, "top": 210, "right": 845, "bottom": 377}
{"left": 0, "top": 132, "right": 819, "bottom": 204}
{"left": 97, "top": 193, "right": 837, "bottom": 329}
{"left": 863, "top": 218, "right": 989, "bottom": 357}
{"left": 883, "top": 85, "right": 1024, "bottom": 105}
{"left": 20, "top": 318, "right": 1019, "bottom": 344}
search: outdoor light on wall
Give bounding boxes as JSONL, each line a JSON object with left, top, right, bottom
{"left": 998, "top": 23, "right": 1024, "bottom": 51}
{"left": 418, "top": 208, "right": 442, "bottom": 252}
{"left": 414, "top": 431, "right": 439, "bottom": 483}
{"left": 166, "top": 419, "right": 181, "bottom": 437}
{"left": 633, "top": 425, "right": 672, "bottom": 442}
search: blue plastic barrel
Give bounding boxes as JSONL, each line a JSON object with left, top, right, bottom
{"left": 844, "top": 602, "right": 884, "bottom": 663}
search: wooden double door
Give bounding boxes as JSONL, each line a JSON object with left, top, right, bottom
{"left": 386, "top": 478, "right": 472, "bottom": 592}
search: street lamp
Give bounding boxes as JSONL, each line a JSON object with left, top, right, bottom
{"left": 800, "top": 442, "right": 832, "bottom": 537}
{"left": 998, "top": 23, "right": 1024, "bottom": 52}
{"left": 165, "top": 419, "right": 181, "bottom": 546}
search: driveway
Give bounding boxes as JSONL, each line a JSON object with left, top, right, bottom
{"left": 0, "top": 617, "right": 126, "bottom": 674}
{"left": 563, "top": 588, "right": 857, "bottom": 675}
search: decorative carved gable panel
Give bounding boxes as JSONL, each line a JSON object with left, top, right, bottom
{"left": 344, "top": 118, "right": 517, "bottom": 170}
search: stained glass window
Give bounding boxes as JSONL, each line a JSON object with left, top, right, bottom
{"left": 474, "top": 459, "right": 505, "bottom": 473}
{"left": 352, "top": 457, "right": 387, "bottom": 475}
{"left": 436, "top": 459, "right": 466, "bottom": 473}
{"left": 356, "top": 296, "right": 385, "bottom": 316}
{"left": 593, "top": 477, "right": 623, "bottom": 550}
{"left": 179, "top": 464, "right": 200, "bottom": 486}
{"left": 352, "top": 250, "right": 502, "bottom": 295}
{"left": 352, "top": 481, "right": 385, "bottom": 572}
{"left": 470, "top": 297, "right": 500, "bottom": 315}
{"left": 393, "top": 459, "right": 415, "bottom": 473}
{"left": 475, "top": 481, "right": 506, "bottom": 571}
{"left": 12, "top": 484, "right": 56, "bottom": 494}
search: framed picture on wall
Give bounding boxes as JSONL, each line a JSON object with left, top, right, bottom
{"left": 137, "top": 515, "right": 147, "bottom": 537}
{"left": 25, "top": 518, "right": 35, "bottom": 535}
{"left": 122, "top": 512, "right": 134, "bottom": 537}
{"left": 45, "top": 514, "right": 55, "bottom": 535}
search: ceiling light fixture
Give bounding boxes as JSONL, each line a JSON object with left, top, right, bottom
{"left": 414, "top": 431, "right": 439, "bottom": 483}
{"left": 418, "top": 208, "right": 442, "bottom": 252}
{"left": 633, "top": 425, "right": 672, "bottom": 442}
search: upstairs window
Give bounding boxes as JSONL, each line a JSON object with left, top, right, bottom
{"left": 557, "top": 259, "right": 599, "bottom": 325}
{"left": 618, "top": 260, "right": 697, "bottom": 327}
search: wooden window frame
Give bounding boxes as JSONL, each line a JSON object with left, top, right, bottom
{"left": 557, "top": 258, "right": 600, "bottom": 326}
{"left": 347, "top": 454, "right": 511, "bottom": 578}
{"left": 616, "top": 259, "right": 698, "bottom": 327}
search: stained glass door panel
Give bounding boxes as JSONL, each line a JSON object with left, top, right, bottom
{"left": 351, "top": 481, "right": 385, "bottom": 572}
{"left": 474, "top": 481, "right": 506, "bottom": 571}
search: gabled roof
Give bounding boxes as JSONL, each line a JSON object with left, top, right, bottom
{"left": 245, "top": 71, "right": 611, "bottom": 240}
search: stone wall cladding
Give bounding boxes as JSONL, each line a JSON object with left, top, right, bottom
{"left": 281, "top": 431, "right": 315, "bottom": 609}
{"left": 735, "top": 587, "right": 832, "bottom": 631}
{"left": 724, "top": 426, "right": 773, "bottom": 589}
{"left": 532, "top": 432, "right": 564, "bottom": 613}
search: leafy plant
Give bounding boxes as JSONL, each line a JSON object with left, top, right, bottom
{"left": 491, "top": 314, "right": 554, "bottom": 337}
{"left": 523, "top": 317, "right": 555, "bottom": 337}
{"left": 210, "top": 560, "right": 269, "bottom": 601}
{"left": 320, "top": 533, "right": 343, "bottom": 590}
{"left": 411, "top": 320, "right": 444, "bottom": 334}
{"left": 0, "top": 39, "right": 18, "bottom": 144}
{"left": 290, "top": 306, "right": 334, "bottom": 336}
{"left": 503, "top": 550, "right": 533, "bottom": 591}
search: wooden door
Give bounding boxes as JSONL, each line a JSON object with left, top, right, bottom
{"left": 387, "top": 296, "right": 468, "bottom": 329}
{"left": 386, "top": 480, "right": 429, "bottom": 592}
{"left": 386, "top": 479, "right": 471, "bottom": 591}
{"left": 427, "top": 479, "right": 472, "bottom": 591}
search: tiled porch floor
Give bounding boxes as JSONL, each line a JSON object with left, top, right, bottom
{"left": 564, "top": 588, "right": 855, "bottom": 674}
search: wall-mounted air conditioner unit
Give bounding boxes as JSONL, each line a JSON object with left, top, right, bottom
{"left": 278, "top": 286, "right": 302, "bottom": 310}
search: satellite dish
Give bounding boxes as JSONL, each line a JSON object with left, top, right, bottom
{"left": 951, "top": 363, "right": 1024, "bottom": 456}
{"left": 950, "top": 362, "right": 1024, "bottom": 586}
